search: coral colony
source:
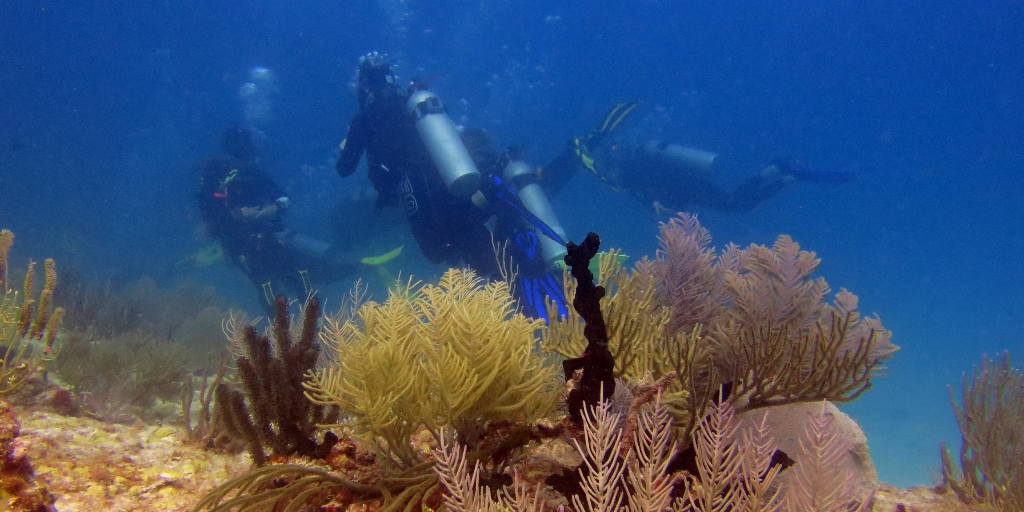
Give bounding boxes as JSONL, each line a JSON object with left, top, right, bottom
{"left": 1, "top": 215, "right": 1022, "bottom": 511}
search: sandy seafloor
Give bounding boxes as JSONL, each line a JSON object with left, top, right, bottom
{"left": 5, "top": 404, "right": 993, "bottom": 512}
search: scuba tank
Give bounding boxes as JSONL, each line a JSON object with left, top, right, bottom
{"left": 503, "top": 160, "right": 568, "bottom": 267}
{"left": 407, "top": 90, "right": 482, "bottom": 198}
{"left": 640, "top": 140, "right": 718, "bottom": 171}
{"left": 283, "top": 232, "right": 331, "bottom": 259}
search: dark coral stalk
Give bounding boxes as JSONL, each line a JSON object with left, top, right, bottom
{"left": 216, "top": 296, "right": 338, "bottom": 465}
{"left": 561, "top": 232, "right": 616, "bottom": 425}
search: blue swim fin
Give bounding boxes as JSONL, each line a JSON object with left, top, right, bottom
{"left": 512, "top": 231, "right": 569, "bottom": 323}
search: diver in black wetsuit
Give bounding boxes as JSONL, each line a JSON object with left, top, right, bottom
{"left": 540, "top": 102, "right": 856, "bottom": 214}
{"left": 335, "top": 53, "right": 569, "bottom": 320}
{"left": 198, "top": 126, "right": 361, "bottom": 311}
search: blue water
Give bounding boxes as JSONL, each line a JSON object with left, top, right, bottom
{"left": 2, "top": 0, "right": 1022, "bottom": 488}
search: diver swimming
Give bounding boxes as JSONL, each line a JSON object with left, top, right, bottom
{"left": 335, "top": 52, "right": 569, "bottom": 321}
{"left": 540, "top": 101, "right": 857, "bottom": 214}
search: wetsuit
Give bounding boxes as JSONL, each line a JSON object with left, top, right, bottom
{"left": 605, "top": 146, "right": 788, "bottom": 214}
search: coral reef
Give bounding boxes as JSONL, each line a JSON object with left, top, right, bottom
{"left": 941, "top": 351, "right": 1024, "bottom": 512}
{"left": 17, "top": 408, "right": 250, "bottom": 511}
{"left": 4, "top": 405, "right": 974, "bottom": 512}
{"left": 439, "top": 396, "right": 875, "bottom": 512}
{"left": 180, "top": 215, "right": 907, "bottom": 512}
{"left": 197, "top": 270, "right": 560, "bottom": 512}
{"left": 215, "top": 295, "right": 339, "bottom": 466}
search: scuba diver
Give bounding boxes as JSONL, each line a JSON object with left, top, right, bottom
{"left": 196, "top": 126, "right": 371, "bottom": 313}
{"left": 335, "top": 52, "right": 569, "bottom": 321}
{"left": 539, "top": 102, "right": 857, "bottom": 214}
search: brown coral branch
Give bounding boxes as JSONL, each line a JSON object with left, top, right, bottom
{"left": 561, "top": 232, "right": 616, "bottom": 425}
{"left": 215, "top": 295, "right": 338, "bottom": 465}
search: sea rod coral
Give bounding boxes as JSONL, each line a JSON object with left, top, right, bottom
{"left": 1, "top": 229, "right": 64, "bottom": 395}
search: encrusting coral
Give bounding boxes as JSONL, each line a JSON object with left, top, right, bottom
{"left": 942, "top": 351, "right": 1024, "bottom": 512}
{"left": 1, "top": 398, "right": 57, "bottom": 512}
{"left": 1, "top": 229, "right": 64, "bottom": 396}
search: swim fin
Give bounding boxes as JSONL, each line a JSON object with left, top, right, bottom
{"left": 175, "top": 241, "right": 225, "bottom": 268}
{"left": 361, "top": 245, "right": 404, "bottom": 265}
{"left": 574, "top": 101, "right": 642, "bottom": 174}
{"left": 597, "top": 101, "right": 641, "bottom": 134}
{"left": 511, "top": 231, "right": 569, "bottom": 323}
{"left": 361, "top": 245, "right": 404, "bottom": 289}
{"left": 773, "top": 158, "right": 858, "bottom": 183}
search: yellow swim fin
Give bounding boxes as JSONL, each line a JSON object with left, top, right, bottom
{"left": 574, "top": 101, "right": 642, "bottom": 173}
{"left": 359, "top": 245, "right": 405, "bottom": 290}
{"left": 175, "top": 241, "right": 225, "bottom": 268}
{"left": 360, "top": 245, "right": 404, "bottom": 266}
{"left": 598, "top": 101, "right": 641, "bottom": 133}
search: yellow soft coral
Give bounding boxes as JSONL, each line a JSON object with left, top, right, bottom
{"left": 305, "top": 268, "right": 558, "bottom": 466}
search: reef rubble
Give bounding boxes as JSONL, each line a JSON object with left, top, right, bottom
{"left": 11, "top": 405, "right": 249, "bottom": 512}
{"left": 0, "top": 404, "right": 992, "bottom": 512}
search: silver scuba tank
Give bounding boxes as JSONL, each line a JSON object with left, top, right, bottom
{"left": 503, "top": 160, "right": 568, "bottom": 267}
{"left": 641, "top": 140, "right": 718, "bottom": 171}
{"left": 283, "top": 232, "right": 331, "bottom": 259}
{"left": 407, "top": 90, "right": 482, "bottom": 197}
